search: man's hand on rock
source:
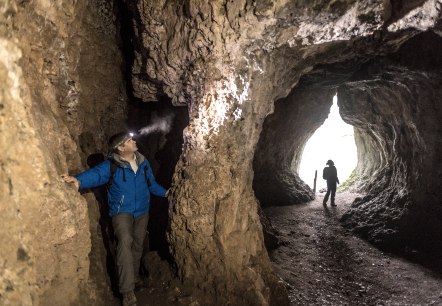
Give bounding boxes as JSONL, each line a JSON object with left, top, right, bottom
{"left": 62, "top": 175, "right": 79, "bottom": 191}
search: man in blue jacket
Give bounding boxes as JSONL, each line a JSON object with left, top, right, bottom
{"left": 63, "top": 132, "right": 168, "bottom": 306}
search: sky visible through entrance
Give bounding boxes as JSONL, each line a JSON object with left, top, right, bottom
{"left": 299, "top": 95, "right": 357, "bottom": 191}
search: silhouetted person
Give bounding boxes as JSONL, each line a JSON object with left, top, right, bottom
{"left": 63, "top": 132, "right": 168, "bottom": 306}
{"left": 322, "top": 159, "right": 339, "bottom": 206}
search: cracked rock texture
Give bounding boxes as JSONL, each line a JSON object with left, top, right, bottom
{"left": 1, "top": 0, "right": 126, "bottom": 305}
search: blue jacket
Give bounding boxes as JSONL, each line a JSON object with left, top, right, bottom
{"left": 76, "top": 152, "right": 167, "bottom": 217}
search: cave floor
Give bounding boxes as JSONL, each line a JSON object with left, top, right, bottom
{"left": 105, "top": 191, "right": 442, "bottom": 306}
{"left": 265, "top": 192, "right": 442, "bottom": 306}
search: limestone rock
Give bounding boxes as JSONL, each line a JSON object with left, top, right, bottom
{"left": 1, "top": 0, "right": 126, "bottom": 304}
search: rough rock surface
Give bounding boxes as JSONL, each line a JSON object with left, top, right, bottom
{"left": 1, "top": 0, "right": 126, "bottom": 305}
{"left": 253, "top": 86, "right": 334, "bottom": 207}
{"left": 122, "top": 0, "right": 442, "bottom": 304}
{"left": 338, "top": 31, "right": 442, "bottom": 252}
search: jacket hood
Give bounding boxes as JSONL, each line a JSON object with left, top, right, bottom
{"left": 109, "top": 151, "right": 146, "bottom": 167}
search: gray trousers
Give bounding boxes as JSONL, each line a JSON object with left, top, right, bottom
{"left": 112, "top": 213, "right": 149, "bottom": 293}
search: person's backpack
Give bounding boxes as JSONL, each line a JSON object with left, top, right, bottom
{"left": 108, "top": 159, "right": 151, "bottom": 189}
{"left": 322, "top": 167, "right": 329, "bottom": 180}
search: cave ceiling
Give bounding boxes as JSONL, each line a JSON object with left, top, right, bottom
{"left": 123, "top": 0, "right": 441, "bottom": 106}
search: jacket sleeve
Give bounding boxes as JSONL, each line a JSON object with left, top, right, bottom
{"left": 145, "top": 161, "right": 167, "bottom": 197}
{"left": 76, "top": 160, "right": 111, "bottom": 190}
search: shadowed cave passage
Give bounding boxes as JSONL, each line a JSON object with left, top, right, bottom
{"left": 125, "top": 99, "right": 189, "bottom": 258}
{"left": 255, "top": 31, "right": 442, "bottom": 257}
{"left": 254, "top": 32, "right": 442, "bottom": 305}
{"left": 77, "top": 98, "right": 189, "bottom": 300}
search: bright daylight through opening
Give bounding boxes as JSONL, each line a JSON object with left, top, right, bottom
{"left": 299, "top": 94, "right": 357, "bottom": 191}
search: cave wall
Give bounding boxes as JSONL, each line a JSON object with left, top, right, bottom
{"left": 1, "top": 0, "right": 126, "bottom": 305}
{"left": 121, "top": 0, "right": 441, "bottom": 304}
{"left": 253, "top": 27, "right": 442, "bottom": 254}
{"left": 253, "top": 87, "right": 334, "bottom": 206}
{"left": 121, "top": 1, "right": 289, "bottom": 304}
{"left": 339, "top": 31, "right": 442, "bottom": 252}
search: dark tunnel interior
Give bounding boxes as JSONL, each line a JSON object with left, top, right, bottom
{"left": 254, "top": 30, "right": 442, "bottom": 256}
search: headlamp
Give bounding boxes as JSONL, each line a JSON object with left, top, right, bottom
{"left": 113, "top": 132, "right": 137, "bottom": 149}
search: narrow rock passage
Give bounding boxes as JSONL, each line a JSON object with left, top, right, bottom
{"left": 265, "top": 192, "right": 442, "bottom": 306}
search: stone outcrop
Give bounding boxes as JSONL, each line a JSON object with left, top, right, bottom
{"left": 1, "top": 0, "right": 126, "bottom": 305}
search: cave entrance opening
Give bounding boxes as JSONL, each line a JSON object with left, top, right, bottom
{"left": 298, "top": 94, "right": 357, "bottom": 191}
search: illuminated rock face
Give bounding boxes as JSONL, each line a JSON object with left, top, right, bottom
{"left": 1, "top": 0, "right": 126, "bottom": 305}
{"left": 2, "top": 0, "right": 442, "bottom": 306}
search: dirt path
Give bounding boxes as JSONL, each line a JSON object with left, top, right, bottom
{"left": 265, "top": 192, "right": 442, "bottom": 306}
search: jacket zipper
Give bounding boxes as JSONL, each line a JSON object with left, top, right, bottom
{"left": 134, "top": 169, "right": 138, "bottom": 213}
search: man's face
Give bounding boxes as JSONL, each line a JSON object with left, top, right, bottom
{"left": 118, "top": 137, "right": 138, "bottom": 153}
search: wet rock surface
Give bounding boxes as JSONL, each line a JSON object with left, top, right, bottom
{"left": 265, "top": 192, "right": 442, "bottom": 305}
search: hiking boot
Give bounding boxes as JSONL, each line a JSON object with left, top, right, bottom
{"left": 122, "top": 291, "right": 137, "bottom": 306}
{"left": 134, "top": 279, "right": 147, "bottom": 292}
{"left": 331, "top": 203, "right": 337, "bottom": 207}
